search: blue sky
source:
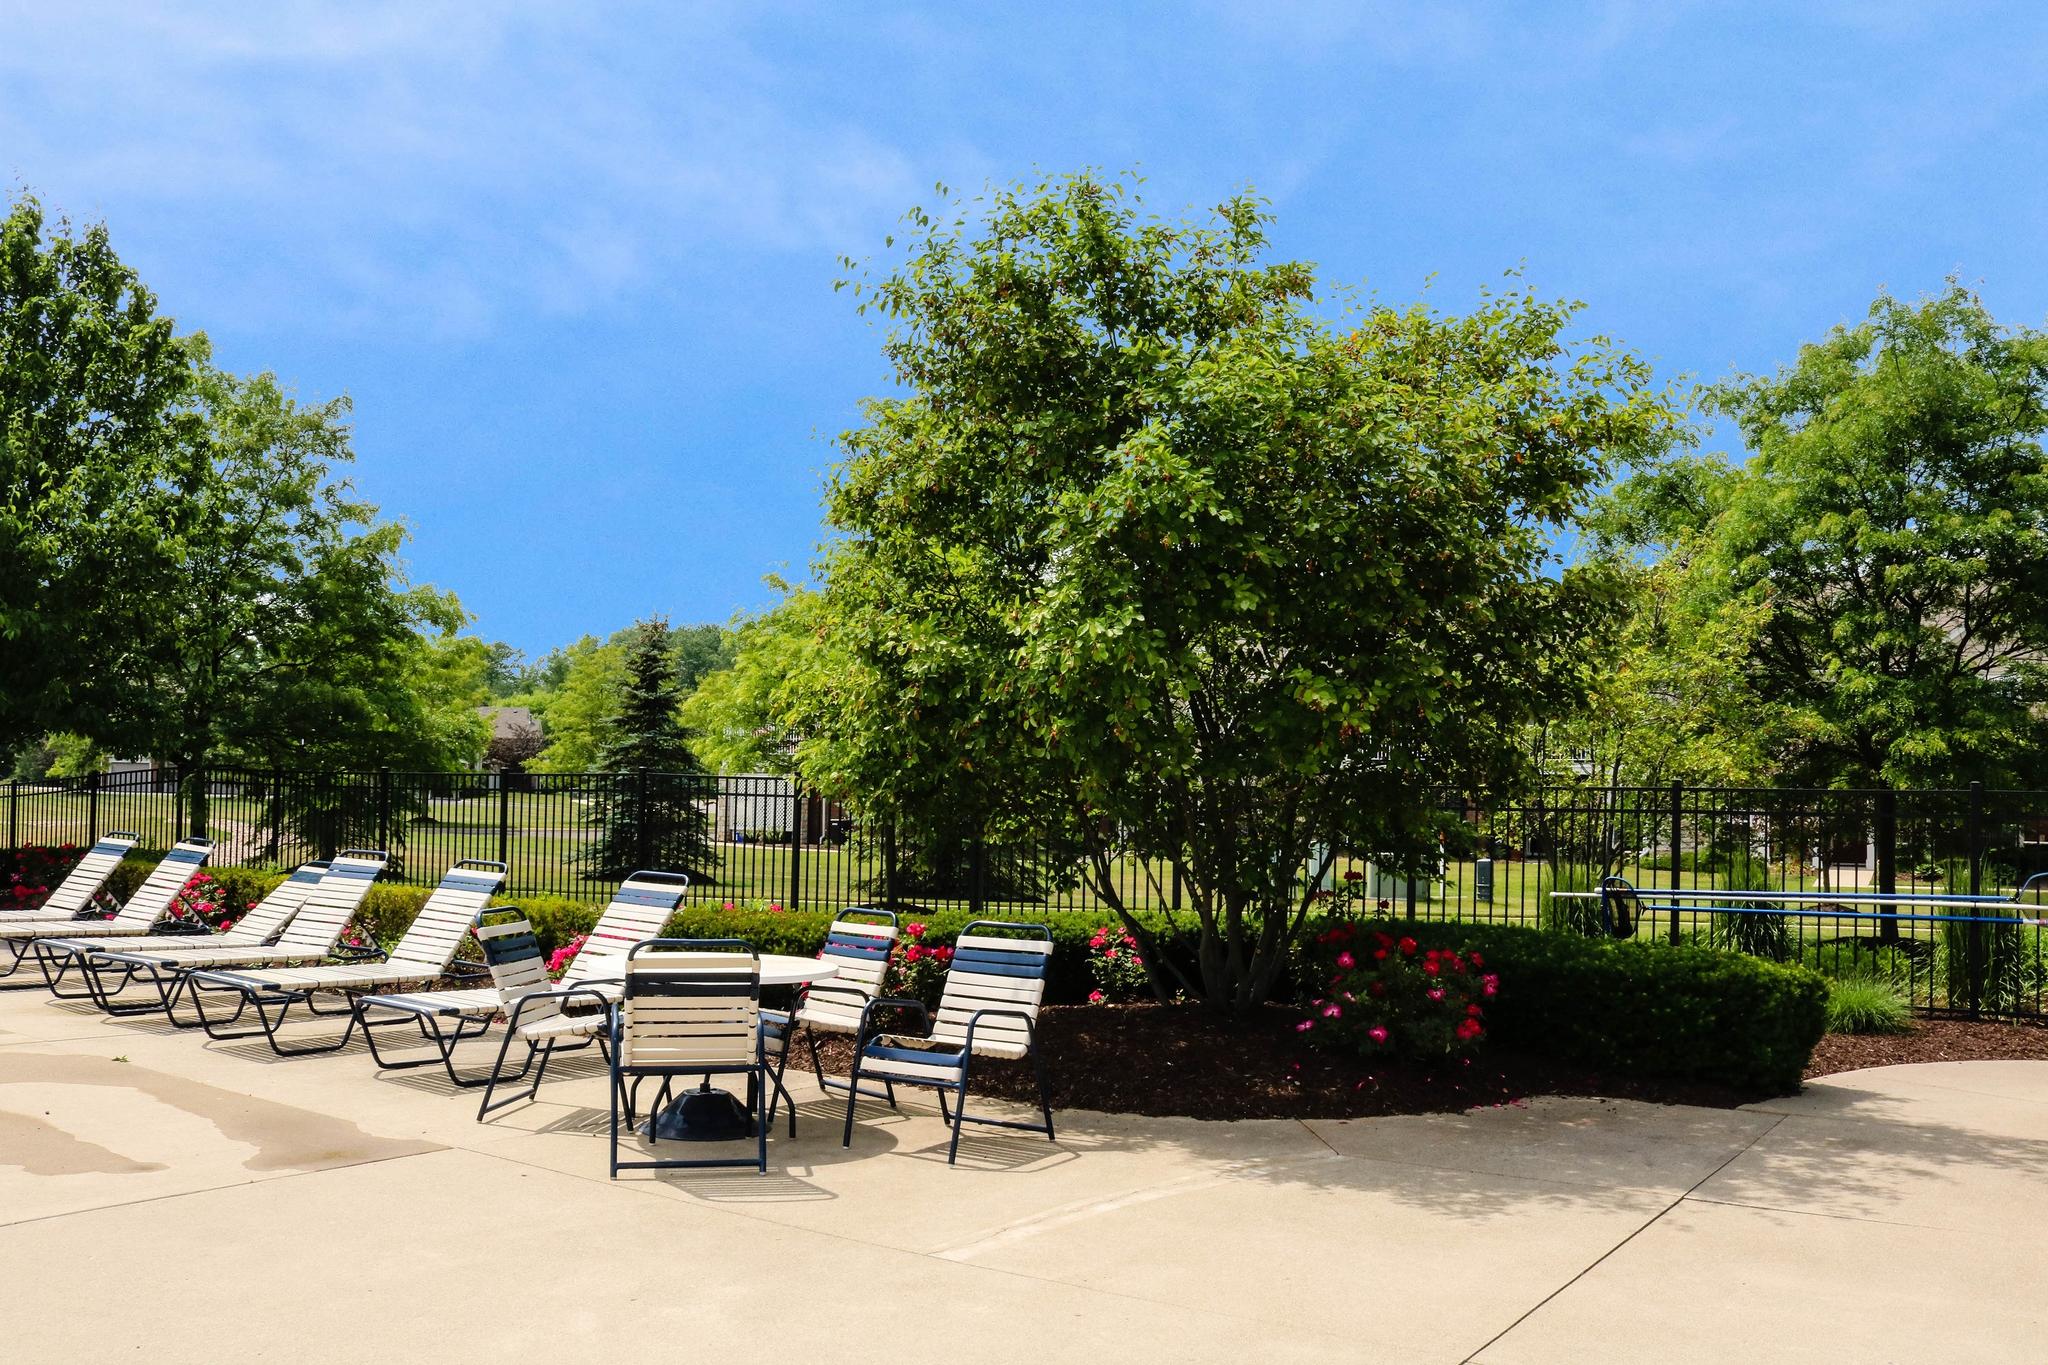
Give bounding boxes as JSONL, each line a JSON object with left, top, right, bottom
{"left": 5, "top": 2, "right": 2046, "bottom": 657}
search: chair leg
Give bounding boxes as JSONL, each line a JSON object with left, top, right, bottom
{"left": 1033, "top": 1048, "right": 1056, "bottom": 1142}
{"left": 609, "top": 1067, "right": 625, "bottom": 1178}
{"left": 755, "top": 1068, "right": 768, "bottom": 1174}
{"left": 840, "top": 1056, "right": 865, "bottom": 1148}
{"left": 946, "top": 1072, "right": 969, "bottom": 1166}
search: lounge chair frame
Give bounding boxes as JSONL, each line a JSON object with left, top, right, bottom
{"left": 182, "top": 859, "right": 506, "bottom": 1055}
{"left": 840, "top": 920, "right": 1056, "bottom": 1164}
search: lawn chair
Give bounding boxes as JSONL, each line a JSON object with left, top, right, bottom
{"left": 33, "top": 858, "right": 321, "bottom": 1002}
{"left": 609, "top": 939, "right": 774, "bottom": 1176}
{"left": 346, "top": 872, "right": 690, "bottom": 1112}
{"left": 0, "top": 832, "right": 140, "bottom": 920}
{"left": 761, "top": 908, "right": 899, "bottom": 1119}
{"left": 74, "top": 851, "right": 389, "bottom": 1021}
{"left": 183, "top": 859, "right": 505, "bottom": 1055}
{"left": 0, "top": 839, "right": 213, "bottom": 987}
{"left": 840, "top": 920, "right": 1054, "bottom": 1164}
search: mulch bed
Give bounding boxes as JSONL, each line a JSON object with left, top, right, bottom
{"left": 1805, "top": 1016, "right": 2048, "bottom": 1078}
{"left": 807, "top": 1005, "right": 2048, "bottom": 1122}
{"left": 806, "top": 1003, "right": 1756, "bottom": 1121}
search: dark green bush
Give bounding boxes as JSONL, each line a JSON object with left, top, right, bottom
{"left": 248, "top": 878, "right": 1148, "bottom": 1004}
{"left": 1324, "top": 919, "right": 1828, "bottom": 1094}
{"left": 661, "top": 906, "right": 1158, "bottom": 1004}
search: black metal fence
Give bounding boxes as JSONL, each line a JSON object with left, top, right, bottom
{"left": 7, "top": 769, "right": 2047, "bottom": 1017}
{"left": 0, "top": 766, "right": 1174, "bottom": 915}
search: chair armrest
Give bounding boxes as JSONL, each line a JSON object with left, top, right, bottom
{"left": 963, "top": 1008, "right": 1037, "bottom": 1056}
{"left": 332, "top": 942, "right": 388, "bottom": 963}
{"left": 505, "top": 986, "right": 614, "bottom": 1033}
{"left": 856, "top": 995, "right": 930, "bottom": 1045}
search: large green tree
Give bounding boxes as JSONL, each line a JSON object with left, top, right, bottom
{"left": 582, "top": 617, "right": 716, "bottom": 879}
{"left": 795, "top": 174, "right": 1681, "bottom": 1007}
{"left": 0, "top": 196, "right": 200, "bottom": 750}
{"left": 1613, "top": 285, "right": 2048, "bottom": 790}
{"left": 681, "top": 579, "right": 827, "bottom": 776}
{"left": 82, "top": 367, "right": 483, "bottom": 831}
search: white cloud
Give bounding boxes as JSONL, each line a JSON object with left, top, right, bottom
{"left": 0, "top": 1, "right": 942, "bottom": 337}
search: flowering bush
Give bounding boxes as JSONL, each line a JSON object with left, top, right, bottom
{"left": 547, "top": 932, "right": 589, "bottom": 980}
{"left": 165, "top": 871, "right": 257, "bottom": 932}
{"left": 1085, "top": 926, "right": 1149, "bottom": 1004}
{"left": 1297, "top": 918, "right": 1496, "bottom": 1058}
{"left": 885, "top": 921, "right": 954, "bottom": 1009}
{"left": 715, "top": 898, "right": 786, "bottom": 914}
{"left": 5, "top": 842, "right": 80, "bottom": 910}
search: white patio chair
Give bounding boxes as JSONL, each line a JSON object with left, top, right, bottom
{"left": 840, "top": 920, "right": 1055, "bottom": 1164}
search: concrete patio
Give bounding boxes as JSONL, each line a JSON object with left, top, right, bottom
{"left": 3, "top": 985, "right": 2044, "bottom": 1364}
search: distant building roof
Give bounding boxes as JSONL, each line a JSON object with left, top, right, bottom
{"left": 479, "top": 706, "right": 542, "bottom": 740}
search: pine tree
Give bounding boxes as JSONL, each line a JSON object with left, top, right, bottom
{"left": 582, "top": 618, "right": 716, "bottom": 879}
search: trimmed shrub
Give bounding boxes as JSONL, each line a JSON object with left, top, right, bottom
{"left": 660, "top": 906, "right": 1148, "bottom": 1004}
{"left": 1824, "top": 977, "right": 1913, "bottom": 1035}
{"left": 1319, "top": 918, "right": 1828, "bottom": 1094}
{"left": 106, "top": 857, "right": 282, "bottom": 915}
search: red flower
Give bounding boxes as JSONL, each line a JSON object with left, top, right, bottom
{"left": 1397, "top": 937, "right": 1417, "bottom": 957}
{"left": 1342, "top": 868, "right": 1364, "bottom": 881}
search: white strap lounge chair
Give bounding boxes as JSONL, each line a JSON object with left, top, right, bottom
{"left": 761, "top": 908, "right": 900, "bottom": 1118}
{"left": 35, "top": 860, "right": 329, "bottom": 1001}
{"left": 609, "top": 940, "right": 773, "bottom": 1176}
{"left": 347, "top": 872, "right": 690, "bottom": 1113}
{"left": 183, "top": 859, "right": 506, "bottom": 1056}
{"left": 840, "top": 920, "right": 1055, "bottom": 1164}
{"left": 73, "top": 851, "right": 390, "bottom": 1021}
{"left": 0, "top": 831, "right": 140, "bottom": 920}
{"left": 0, "top": 838, "right": 214, "bottom": 988}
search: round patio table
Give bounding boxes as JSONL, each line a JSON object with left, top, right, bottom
{"left": 642, "top": 954, "right": 836, "bottom": 1142}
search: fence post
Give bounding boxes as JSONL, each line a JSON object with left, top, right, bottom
{"left": 971, "top": 830, "right": 988, "bottom": 919}
{"left": 376, "top": 767, "right": 392, "bottom": 854}
{"left": 496, "top": 777, "right": 512, "bottom": 870}
{"left": 86, "top": 769, "right": 100, "bottom": 846}
{"left": 788, "top": 791, "right": 804, "bottom": 912}
{"left": 270, "top": 768, "right": 284, "bottom": 859}
{"left": 635, "top": 768, "right": 653, "bottom": 872}
{"left": 1875, "top": 787, "right": 1899, "bottom": 944}
{"left": 883, "top": 820, "right": 899, "bottom": 908}
{"left": 1668, "top": 779, "right": 1683, "bottom": 945}
{"left": 1967, "top": 780, "right": 1984, "bottom": 1019}
{"left": 7, "top": 779, "right": 16, "bottom": 854}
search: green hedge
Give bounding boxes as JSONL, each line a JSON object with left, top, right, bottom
{"left": 107, "top": 859, "right": 283, "bottom": 917}
{"left": 1339, "top": 919, "right": 1828, "bottom": 1093}
{"left": 97, "top": 858, "right": 1825, "bottom": 1091}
